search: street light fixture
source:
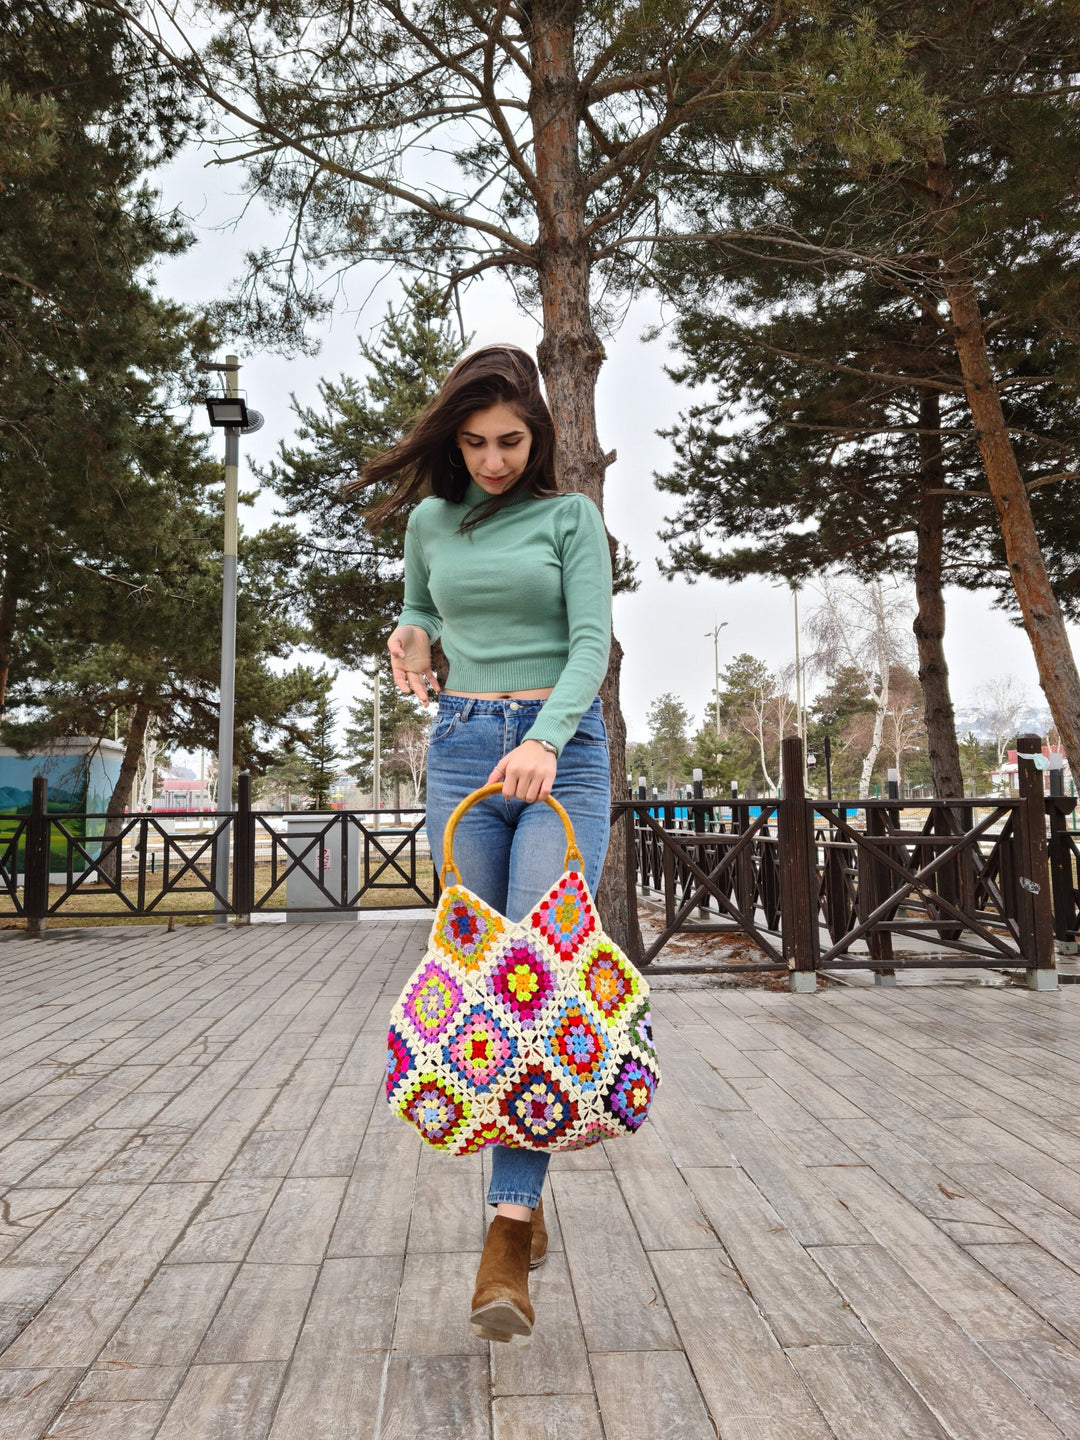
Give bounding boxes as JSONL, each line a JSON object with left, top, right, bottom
{"left": 205, "top": 395, "right": 250, "bottom": 429}
{"left": 705, "top": 620, "right": 728, "bottom": 748}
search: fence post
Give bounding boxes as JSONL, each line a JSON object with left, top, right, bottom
{"left": 1016, "top": 734, "right": 1057, "bottom": 988}
{"left": 1047, "top": 797, "right": 1078, "bottom": 953}
{"left": 692, "top": 769, "right": 708, "bottom": 918}
{"left": 863, "top": 806, "right": 896, "bottom": 983}
{"left": 232, "top": 772, "right": 255, "bottom": 924}
{"left": 778, "top": 736, "right": 819, "bottom": 991}
{"left": 24, "top": 776, "right": 49, "bottom": 937}
{"left": 623, "top": 805, "right": 645, "bottom": 965}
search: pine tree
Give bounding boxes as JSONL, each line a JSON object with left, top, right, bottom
{"left": 655, "top": 0, "right": 1080, "bottom": 786}
{"left": 646, "top": 693, "right": 692, "bottom": 796}
{"left": 806, "top": 667, "right": 877, "bottom": 797}
{"left": 688, "top": 655, "right": 785, "bottom": 797}
{"left": 106, "top": 0, "right": 841, "bottom": 953}
{"left": 342, "top": 664, "right": 429, "bottom": 795}
{"left": 0, "top": 0, "right": 204, "bottom": 712}
{"left": 298, "top": 694, "right": 340, "bottom": 810}
{"left": 260, "top": 282, "right": 463, "bottom": 668}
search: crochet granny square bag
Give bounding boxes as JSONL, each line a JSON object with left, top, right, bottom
{"left": 386, "top": 783, "right": 660, "bottom": 1155}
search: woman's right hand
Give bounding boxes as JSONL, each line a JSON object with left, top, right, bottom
{"left": 388, "top": 625, "right": 440, "bottom": 702}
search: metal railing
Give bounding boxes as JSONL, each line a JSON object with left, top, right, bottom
{"left": 3, "top": 774, "right": 436, "bottom": 930}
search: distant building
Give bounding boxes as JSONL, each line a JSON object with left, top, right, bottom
{"left": 991, "top": 744, "right": 1072, "bottom": 796}
{"left": 149, "top": 776, "right": 214, "bottom": 811}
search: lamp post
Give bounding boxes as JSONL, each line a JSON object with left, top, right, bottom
{"left": 373, "top": 666, "right": 381, "bottom": 822}
{"left": 705, "top": 621, "right": 728, "bottom": 748}
{"left": 202, "top": 356, "right": 262, "bottom": 922}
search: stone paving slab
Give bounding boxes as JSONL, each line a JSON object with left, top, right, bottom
{"left": 0, "top": 923, "right": 1078, "bottom": 1438}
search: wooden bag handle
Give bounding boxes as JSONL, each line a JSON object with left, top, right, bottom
{"left": 439, "top": 782, "right": 584, "bottom": 887}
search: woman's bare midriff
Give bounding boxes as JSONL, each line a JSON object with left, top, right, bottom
{"left": 443, "top": 688, "right": 554, "bottom": 700}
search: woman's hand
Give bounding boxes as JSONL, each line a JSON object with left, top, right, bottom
{"left": 388, "top": 625, "right": 440, "bottom": 702}
{"left": 487, "top": 740, "right": 557, "bottom": 803}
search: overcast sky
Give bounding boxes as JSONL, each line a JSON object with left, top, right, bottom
{"left": 157, "top": 145, "right": 1067, "bottom": 749}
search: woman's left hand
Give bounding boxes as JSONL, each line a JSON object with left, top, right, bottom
{"left": 487, "top": 740, "right": 557, "bottom": 803}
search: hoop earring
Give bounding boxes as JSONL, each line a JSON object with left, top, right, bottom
{"left": 447, "top": 444, "right": 466, "bottom": 470}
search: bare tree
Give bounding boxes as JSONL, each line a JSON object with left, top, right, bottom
{"left": 385, "top": 719, "right": 430, "bottom": 807}
{"left": 133, "top": 714, "right": 163, "bottom": 811}
{"left": 807, "top": 580, "right": 915, "bottom": 797}
{"left": 975, "top": 675, "right": 1029, "bottom": 773}
{"left": 883, "top": 666, "right": 925, "bottom": 788}
{"left": 739, "top": 664, "right": 796, "bottom": 796}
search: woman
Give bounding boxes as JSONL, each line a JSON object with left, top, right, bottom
{"left": 361, "top": 344, "right": 612, "bottom": 1342}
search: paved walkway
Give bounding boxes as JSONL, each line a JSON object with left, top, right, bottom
{"left": 0, "top": 921, "right": 1078, "bottom": 1439}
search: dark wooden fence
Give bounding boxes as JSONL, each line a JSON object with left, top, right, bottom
{"left": 3, "top": 737, "right": 1070, "bottom": 989}
{"left": 621, "top": 734, "right": 1065, "bottom": 987}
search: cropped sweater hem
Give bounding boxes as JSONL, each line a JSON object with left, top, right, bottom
{"left": 444, "top": 657, "right": 566, "bottom": 694}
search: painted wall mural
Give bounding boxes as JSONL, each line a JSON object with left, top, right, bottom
{"left": 0, "top": 741, "right": 124, "bottom": 875}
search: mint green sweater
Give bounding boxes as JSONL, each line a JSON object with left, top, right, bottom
{"left": 398, "top": 479, "right": 612, "bottom": 754}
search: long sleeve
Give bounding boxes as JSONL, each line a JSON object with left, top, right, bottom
{"left": 397, "top": 512, "right": 443, "bottom": 641}
{"left": 522, "top": 496, "right": 612, "bottom": 755}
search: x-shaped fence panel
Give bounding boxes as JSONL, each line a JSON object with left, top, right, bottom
{"left": 44, "top": 815, "right": 232, "bottom": 917}
{"left": 0, "top": 819, "right": 27, "bottom": 916}
{"left": 812, "top": 803, "right": 1022, "bottom": 964}
{"left": 251, "top": 810, "right": 436, "bottom": 913}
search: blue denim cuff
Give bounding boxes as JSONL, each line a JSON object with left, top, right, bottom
{"left": 485, "top": 1186, "right": 544, "bottom": 1209}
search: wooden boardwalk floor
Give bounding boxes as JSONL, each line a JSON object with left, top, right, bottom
{"left": 0, "top": 922, "right": 1078, "bottom": 1440}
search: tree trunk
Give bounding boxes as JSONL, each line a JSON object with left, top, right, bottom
{"left": 927, "top": 143, "right": 1080, "bottom": 781}
{"left": 858, "top": 698, "right": 885, "bottom": 796}
{"left": 0, "top": 555, "right": 21, "bottom": 718}
{"left": 528, "top": 1, "right": 642, "bottom": 959}
{"left": 99, "top": 700, "right": 152, "bottom": 884}
{"left": 913, "top": 389, "right": 965, "bottom": 798}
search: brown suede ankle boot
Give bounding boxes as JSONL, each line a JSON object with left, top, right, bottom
{"left": 530, "top": 1197, "right": 548, "bottom": 1270}
{"left": 470, "top": 1216, "right": 534, "bottom": 1342}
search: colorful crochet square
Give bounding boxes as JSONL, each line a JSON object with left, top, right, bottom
{"left": 579, "top": 941, "right": 640, "bottom": 1026}
{"left": 432, "top": 889, "right": 504, "bottom": 971}
{"left": 401, "top": 961, "right": 464, "bottom": 1045}
{"left": 443, "top": 1006, "right": 517, "bottom": 1092}
{"left": 559, "top": 1118, "right": 618, "bottom": 1151}
{"left": 457, "top": 1120, "right": 506, "bottom": 1154}
{"left": 502, "top": 1066, "right": 579, "bottom": 1147}
{"left": 628, "top": 998, "right": 657, "bottom": 1061}
{"left": 532, "top": 873, "right": 595, "bottom": 963}
{"left": 399, "top": 1073, "right": 471, "bottom": 1148}
{"left": 544, "top": 999, "right": 608, "bottom": 1089}
{"left": 603, "top": 1055, "right": 658, "bottom": 1131}
{"left": 487, "top": 939, "right": 557, "bottom": 1026}
{"left": 384, "top": 1025, "right": 414, "bottom": 1100}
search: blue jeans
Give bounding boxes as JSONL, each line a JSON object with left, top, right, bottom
{"left": 425, "top": 695, "right": 611, "bottom": 1208}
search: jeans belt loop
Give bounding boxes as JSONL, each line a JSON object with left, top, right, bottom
{"left": 461, "top": 698, "right": 476, "bottom": 721}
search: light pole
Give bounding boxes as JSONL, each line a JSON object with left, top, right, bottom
{"left": 202, "top": 356, "right": 262, "bottom": 922}
{"left": 373, "top": 666, "right": 381, "bottom": 822}
{"left": 705, "top": 621, "right": 728, "bottom": 749}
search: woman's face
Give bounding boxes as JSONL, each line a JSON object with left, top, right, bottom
{"left": 456, "top": 402, "right": 533, "bottom": 496}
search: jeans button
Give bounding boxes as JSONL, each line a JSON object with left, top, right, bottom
{"left": 509, "top": 702, "right": 520, "bottom": 711}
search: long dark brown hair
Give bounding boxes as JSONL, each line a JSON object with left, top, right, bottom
{"left": 348, "top": 344, "right": 559, "bottom": 532}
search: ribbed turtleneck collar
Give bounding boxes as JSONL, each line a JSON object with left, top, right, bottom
{"left": 462, "top": 477, "right": 537, "bottom": 511}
